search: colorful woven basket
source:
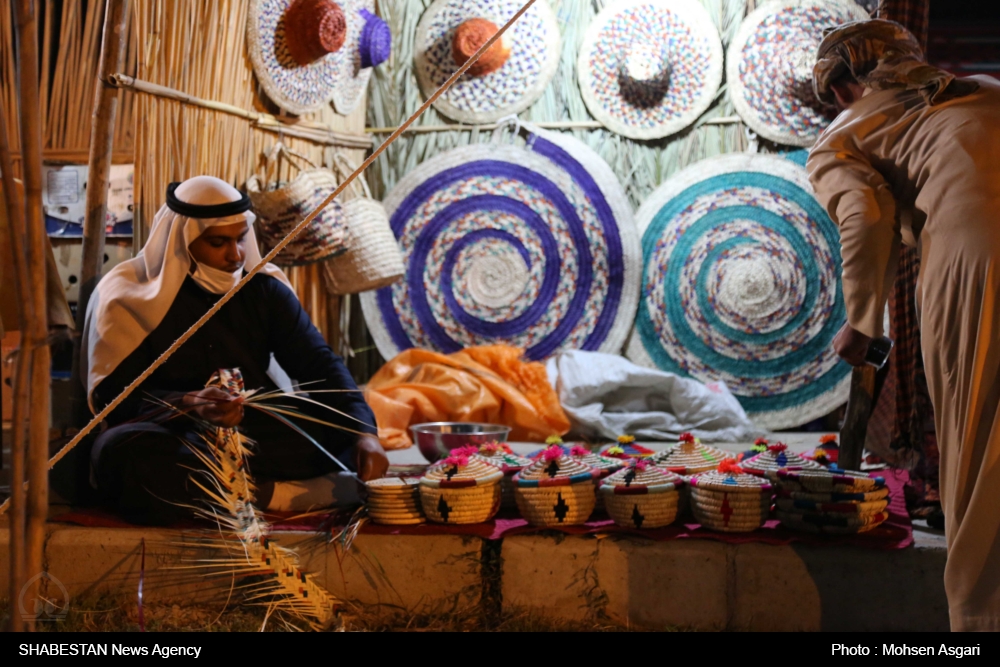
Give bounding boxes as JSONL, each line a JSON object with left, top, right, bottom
{"left": 767, "top": 468, "right": 885, "bottom": 494}
{"left": 649, "top": 434, "right": 726, "bottom": 475}
{"left": 740, "top": 442, "right": 824, "bottom": 476}
{"left": 600, "top": 461, "right": 683, "bottom": 529}
{"left": 727, "top": 0, "right": 869, "bottom": 147}
{"left": 688, "top": 464, "right": 773, "bottom": 532}
{"left": 626, "top": 153, "right": 851, "bottom": 430}
{"left": 245, "top": 144, "right": 348, "bottom": 266}
{"left": 419, "top": 455, "right": 503, "bottom": 524}
{"left": 577, "top": 0, "right": 723, "bottom": 140}
{"left": 776, "top": 509, "right": 889, "bottom": 534}
{"left": 365, "top": 477, "right": 425, "bottom": 525}
{"left": 473, "top": 442, "right": 533, "bottom": 509}
{"left": 514, "top": 448, "right": 599, "bottom": 527}
{"left": 414, "top": 0, "right": 560, "bottom": 123}
{"left": 360, "top": 124, "right": 640, "bottom": 361}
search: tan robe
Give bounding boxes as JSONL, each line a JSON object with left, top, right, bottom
{"left": 808, "top": 75, "right": 1000, "bottom": 631}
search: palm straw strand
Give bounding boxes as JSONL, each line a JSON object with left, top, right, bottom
{"left": 0, "top": 0, "right": 539, "bottom": 516}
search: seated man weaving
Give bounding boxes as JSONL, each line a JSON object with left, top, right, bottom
{"left": 83, "top": 175, "right": 387, "bottom": 524}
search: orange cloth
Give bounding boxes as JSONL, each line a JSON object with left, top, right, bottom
{"left": 365, "top": 345, "right": 570, "bottom": 450}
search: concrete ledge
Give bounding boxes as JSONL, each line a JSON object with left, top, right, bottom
{"left": 1, "top": 523, "right": 948, "bottom": 630}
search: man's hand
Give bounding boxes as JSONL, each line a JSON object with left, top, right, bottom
{"left": 183, "top": 387, "right": 244, "bottom": 428}
{"left": 354, "top": 434, "right": 389, "bottom": 481}
{"left": 833, "top": 322, "right": 871, "bottom": 367}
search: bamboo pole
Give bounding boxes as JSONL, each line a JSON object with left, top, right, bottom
{"left": 0, "top": 82, "right": 30, "bottom": 635}
{"left": 364, "top": 117, "right": 743, "bottom": 134}
{"left": 110, "top": 74, "right": 374, "bottom": 149}
{"left": 70, "top": 0, "right": 130, "bottom": 425}
{"left": 15, "top": 0, "right": 52, "bottom": 632}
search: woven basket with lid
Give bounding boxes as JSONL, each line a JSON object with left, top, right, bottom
{"left": 514, "top": 447, "right": 599, "bottom": 527}
{"left": 688, "top": 463, "right": 773, "bottom": 532}
{"left": 600, "top": 462, "right": 683, "bottom": 529}
{"left": 365, "top": 477, "right": 425, "bottom": 525}
{"left": 473, "top": 442, "right": 533, "bottom": 509}
{"left": 740, "top": 442, "right": 823, "bottom": 476}
{"left": 419, "top": 456, "right": 503, "bottom": 524}
{"left": 766, "top": 468, "right": 886, "bottom": 494}
{"left": 650, "top": 433, "right": 727, "bottom": 475}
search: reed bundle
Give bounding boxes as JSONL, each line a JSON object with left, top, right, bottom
{"left": 0, "top": 0, "right": 137, "bottom": 174}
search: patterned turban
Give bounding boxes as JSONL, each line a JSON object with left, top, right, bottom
{"left": 813, "top": 19, "right": 978, "bottom": 107}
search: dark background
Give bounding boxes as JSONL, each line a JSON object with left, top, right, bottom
{"left": 929, "top": 1, "right": 1000, "bottom": 77}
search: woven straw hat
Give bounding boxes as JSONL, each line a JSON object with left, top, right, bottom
{"left": 331, "top": 3, "right": 387, "bottom": 114}
{"left": 365, "top": 476, "right": 425, "bottom": 524}
{"left": 578, "top": 0, "right": 723, "bottom": 140}
{"left": 649, "top": 434, "right": 727, "bottom": 475}
{"left": 246, "top": 144, "right": 348, "bottom": 266}
{"left": 322, "top": 153, "right": 404, "bottom": 294}
{"left": 600, "top": 461, "right": 683, "bottom": 529}
{"left": 741, "top": 442, "right": 824, "bottom": 476}
{"left": 247, "top": 0, "right": 373, "bottom": 115}
{"left": 727, "top": 0, "right": 869, "bottom": 147}
{"left": 513, "top": 447, "right": 599, "bottom": 526}
{"left": 360, "top": 124, "right": 640, "bottom": 361}
{"left": 419, "top": 455, "right": 503, "bottom": 524}
{"left": 414, "top": 0, "right": 560, "bottom": 123}
{"left": 626, "top": 153, "right": 851, "bottom": 430}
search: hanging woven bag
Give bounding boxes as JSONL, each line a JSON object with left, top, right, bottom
{"left": 321, "top": 153, "right": 404, "bottom": 295}
{"left": 245, "top": 143, "right": 349, "bottom": 266}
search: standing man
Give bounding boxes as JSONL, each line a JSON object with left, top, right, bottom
{"left": 807, "top": 19, "right": 1000, "bottom": 631}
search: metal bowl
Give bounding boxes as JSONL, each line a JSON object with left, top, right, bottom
{"left": 410, "top": 422, "right": 512, "bottom": 463}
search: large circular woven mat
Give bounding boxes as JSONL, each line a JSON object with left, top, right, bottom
{"left": 727, "top": 0, "right": 870, "bottom": 147}
{"left": 361, "top": 127, "right": 640, "bottom": 361}
{"left": 577, "top": 0, "right": 723, "bottom": 140}
{"left": 414, "top": 0, "right": 561, "bottom": 124}
{"left": 626, "top": 153, "right": 851, "bottom": 430}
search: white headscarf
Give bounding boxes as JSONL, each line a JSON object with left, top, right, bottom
{"left": 83, "top": 176, "right": 292, "bottom": 411}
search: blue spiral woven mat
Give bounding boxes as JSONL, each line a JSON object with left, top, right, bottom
{"left": 625, "top": 153, "right": 851, "bottom": 430}
{"left": 361, "top": 126, "right": 640, "bottom": 361}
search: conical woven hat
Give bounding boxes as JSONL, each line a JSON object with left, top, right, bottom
{"left": 420, "top": 455, "right": 503, "bottom": 488}
{"left": 601, "top": 462, "right": 681, "bottom": 495}
{"left": 741, "top": 443, "right": 823, "bottom": 475}
{"left": 515, "top": 449, "right": 598, "bottom": 488}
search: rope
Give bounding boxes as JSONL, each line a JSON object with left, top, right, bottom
{"left": 0, "top": 0, "right": 539, "bottom": 516}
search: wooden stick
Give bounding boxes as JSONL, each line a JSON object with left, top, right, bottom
{"left": 15, "top": 0, "right": 52, "bottom": 631}
{"left": 110, "top": 74, "right": 373, "bottom": 149}
{"left": 363, "top": 116, "right": 743, "bottom": 134}
{"left": 70, "top": 0, "right": 130, "bottom": 426}
{"left": 0, "top": 77, "right": 29, "bottom": 634}
{"left": 840, "top": 365, "right": 877, "bottom": 471}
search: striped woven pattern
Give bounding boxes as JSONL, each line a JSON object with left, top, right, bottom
{"left": 627, "top": 153, "right": 851, "bottom": 429}
{"left": 650, "top": 440, "right": 727, "bottom": 475}
{"left": 361, "top": 128, "right": 640, "bottom": 361}
{"left": 740, "top": 443, "right": 823, "bottom": 476}
{"left": 420, "top": 457, "right": 503, "bottom": 487}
